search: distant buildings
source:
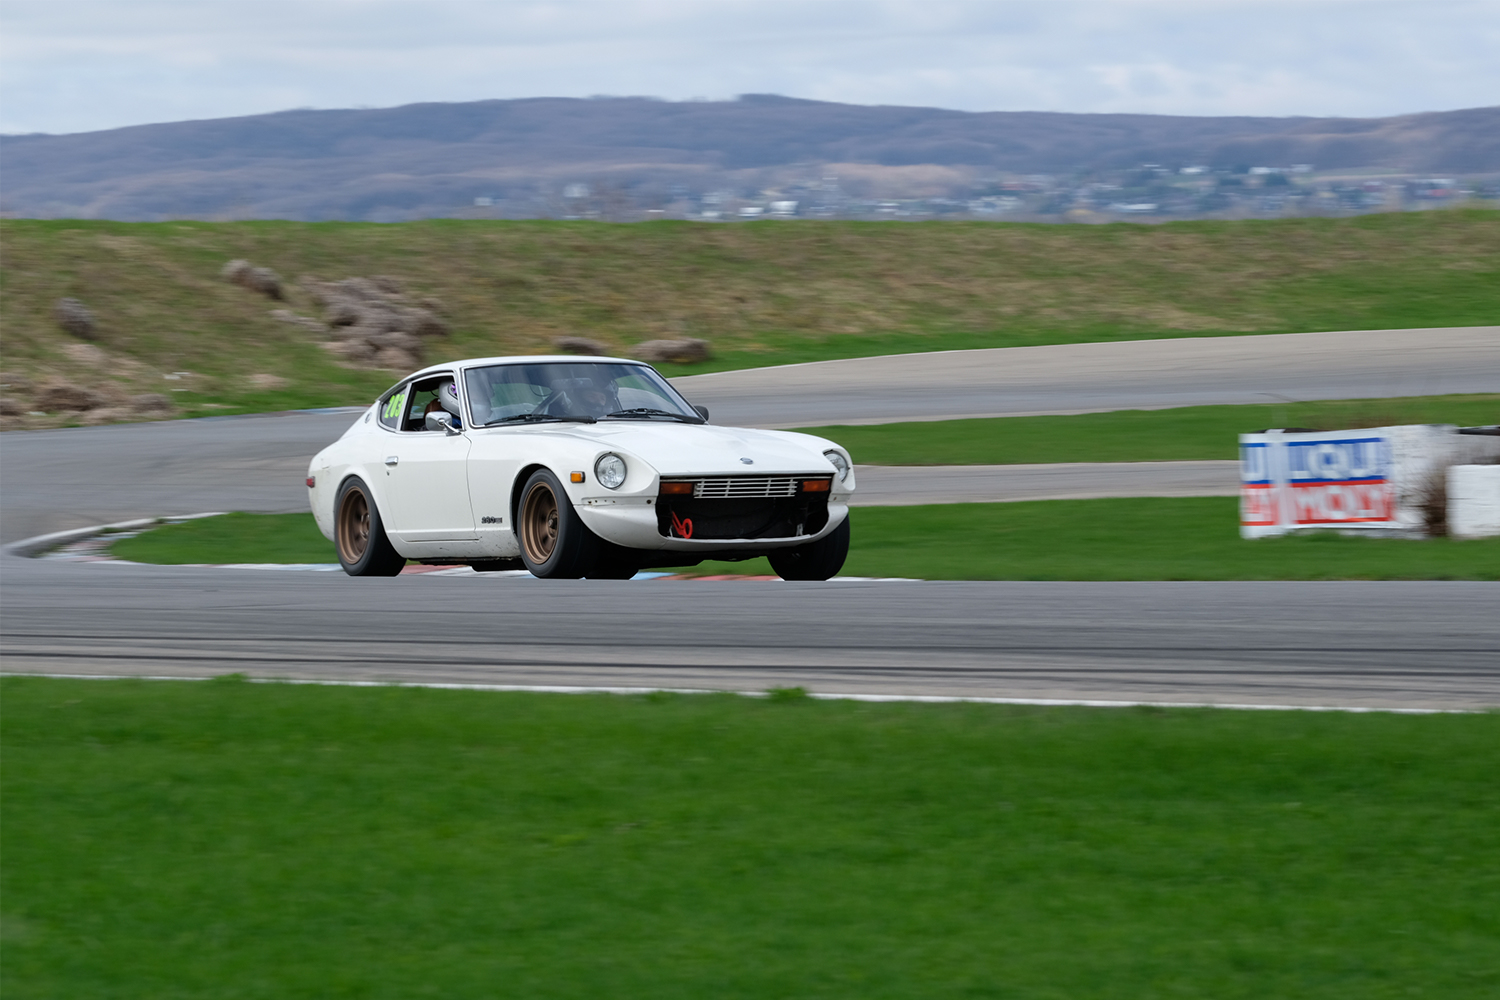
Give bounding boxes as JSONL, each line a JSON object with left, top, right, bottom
{"left": 501, "top": 164, "right": 1489, "bottom": 224}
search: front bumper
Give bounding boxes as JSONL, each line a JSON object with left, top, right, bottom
{"left": 576, "top": 497, "right": 850, "bottom": 552}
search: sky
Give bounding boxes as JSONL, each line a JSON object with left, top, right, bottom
{"left": 2, "top": 0, "right": 1497, "bottom": 135}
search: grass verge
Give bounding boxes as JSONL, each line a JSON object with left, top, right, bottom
{"left": 800, "top": 394, "right": 1500, "bottom": 466}
{"left": 3, "top": 210, "right": 1498, "bottom": 425}
{"left": 674, "top": 497, "right": 1500, "bottom": 580}
{"left": 108, "top": 512, "right": 332, "bottom": 565}
{"left": 107, "top": 499, "right": 1500, "bottom": 580}
{"left": 3, "top": 677, "right": 1497, "bottom": 999}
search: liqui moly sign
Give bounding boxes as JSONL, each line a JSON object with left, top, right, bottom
{"left": 1240, "top": 430, "right": 1396, "bottom": 538}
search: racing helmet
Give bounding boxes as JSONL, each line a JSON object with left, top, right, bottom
{"left": 437, "top": 380, "right": 462, "bottom": 417}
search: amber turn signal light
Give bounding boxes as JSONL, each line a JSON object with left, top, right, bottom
{"left": 570, "top": 471, "right": 585, "bottom": 483}
{"left": 801, "top": 479, "right": 831, "bottom": 492}
{"left": 659, "top": 481, "right": 693, "bottom": 495}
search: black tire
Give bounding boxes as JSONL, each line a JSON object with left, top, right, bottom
{"left": 768, "top": 516, "right": 850, "bottom": 581}
{"left": 470, "top": 559, "right": 525, "bottom": 573}
{"left": 587, "top": 542, "right": 639, "bottom": 580}
{"left": 335, "top": 477, "right": 406, "bottom": 577}
{"left": 516, "top": 469, "right": 599, "bottom": 579}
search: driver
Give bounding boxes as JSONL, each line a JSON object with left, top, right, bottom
{"left": 422, "top": 380, "right": 463, "bottom": 428}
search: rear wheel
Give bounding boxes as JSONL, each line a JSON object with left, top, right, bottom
{"left": 335, "top": 477, "right": 406, "bottom": 576}
{"left": 768, "top": 516, "right": 850, "bottom": 581}
{"left": 517, "top": 470, "right": 598, "bottom": 578}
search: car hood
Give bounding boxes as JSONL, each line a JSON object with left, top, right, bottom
{"left": 477, "top": 421, "right": 838, "bottom": 476}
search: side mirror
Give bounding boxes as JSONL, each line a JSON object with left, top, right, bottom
{"left": 425, "top": 411, "right": 460, "bottom": 435}
{"left": 693, "top": 405, "right": 710, "bottom": 421}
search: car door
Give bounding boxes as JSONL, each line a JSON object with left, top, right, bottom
{"left": 382, "top": 375, "right": 477, "bottom": 542}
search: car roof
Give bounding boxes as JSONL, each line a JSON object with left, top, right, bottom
{"left": 402, "top": 355, "right": 650, "bottom": 381}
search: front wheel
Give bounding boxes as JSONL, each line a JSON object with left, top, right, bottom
{"left": 517, "top": 469, "right": 598, "bottom": 578}
{"left": 587, "top": 542, "right": 639, "bottom": 580}
{"left": 335, "top": 477, "right": 406, "bottom": 576}
{"left": 768, "top": 516, "right": 850, "bottom": 581}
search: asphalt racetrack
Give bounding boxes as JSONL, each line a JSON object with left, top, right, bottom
{"left": 3, "top": 327, "right": 1497, "bottom": 709}
{"left": 4, "top": 560, "right": 1496, "bottom": 711}
{"left": 679, "top": 326, "right": 1500, "bottom": 426}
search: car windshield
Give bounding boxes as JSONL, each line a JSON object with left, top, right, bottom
{"left": 464, "top": 362, "right": 703, "bottom": 425}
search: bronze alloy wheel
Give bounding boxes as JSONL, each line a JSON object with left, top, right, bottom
{"left": 337, "top": 485, "right": 372, "bottom": 564}
{"left": 520, "top": 481, "right": 560, "bottom": 564}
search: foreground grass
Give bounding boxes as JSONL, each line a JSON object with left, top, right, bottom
{"left": 3, "top": 210, "right": 1498, "bottom": 423}
{"left": 800, "top": 393, "right": 1500, "bottom": 465}
{"left": 109, "top": 499, "right": 1500, "bottom": 580}
{"left": 4, "top": 678, "right": 1498, "bottom": 999}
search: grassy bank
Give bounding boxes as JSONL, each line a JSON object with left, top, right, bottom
{"left": 108, "top": 499, "right": 1500, "bottom": 580}
{"left": 3, "top": 210, "right": 1498, "bottom": 425}
{"left": 5, "top": 677, "right": 1498, "bottom": 999}
{"left": 801, "top": 393, "right": 1500, "bottom": 466}
{"left": 677, "top": 497, "right": 1500, "bottom": 580}
{"left": 107, "top": 512, "right": 334, "bottom": 566}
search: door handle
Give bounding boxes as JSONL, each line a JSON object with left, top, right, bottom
{"left": 385, "top": 456, "right": 399, "bottom": 466}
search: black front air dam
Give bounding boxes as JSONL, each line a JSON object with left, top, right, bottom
{"left": 656, "top": 492, "right": 830, "bottom": 541}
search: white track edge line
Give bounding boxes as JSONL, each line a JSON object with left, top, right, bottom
{"left": 0, "top": 672, "right": 1479, "bottom": 714}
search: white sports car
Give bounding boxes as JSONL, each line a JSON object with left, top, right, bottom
{"left": 307, "top": 356, "right": 855, "bottom": 580}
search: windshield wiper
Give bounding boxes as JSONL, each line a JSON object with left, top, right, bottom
{"left": 482, "top": 413, "right": 597, "bottom": 427}
{"left": 604, "top": 407, "right": 703, "bottom": 423}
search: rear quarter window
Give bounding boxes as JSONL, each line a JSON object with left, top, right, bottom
{"left": 378, "top": 386, "right": 408, "bottom": 429}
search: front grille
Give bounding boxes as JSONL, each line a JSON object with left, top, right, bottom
{"left": 685, "top": 476, "right": 800, "bottom": 498}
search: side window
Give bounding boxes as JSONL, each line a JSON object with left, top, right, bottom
{"left": 400, "top": 374, "right": 457, "bottom": 432}
{"left": 378, "top": 385, "right": 408, "bottom": 430}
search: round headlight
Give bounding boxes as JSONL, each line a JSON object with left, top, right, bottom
{"left": 595, "top": 453, "right": 627, "bottom": 489}
{"left": 823, "top": 449, "right": 850, "bottom": 482}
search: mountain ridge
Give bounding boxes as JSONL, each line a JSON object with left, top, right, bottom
{"left": 2, "top": 96, "right": 1494, "bottom": 221}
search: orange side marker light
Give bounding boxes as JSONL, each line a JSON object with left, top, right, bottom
{"left": 570, "top": 471, "right": 585, "bottom": 483}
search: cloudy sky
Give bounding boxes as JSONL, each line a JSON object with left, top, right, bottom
{"left": 2, "top": 0, "right": 1497, "bottom": 135}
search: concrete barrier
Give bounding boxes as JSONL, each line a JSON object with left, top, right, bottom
{"left": 1240, "top": 425, "right": 1500, "bottom": 539}
{"left": 1448, "top": 465, "right": 1500, "bottom": 539}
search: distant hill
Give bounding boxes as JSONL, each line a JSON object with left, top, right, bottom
{"left": 2, "top": 96, "right": 1496, "bottom": 221}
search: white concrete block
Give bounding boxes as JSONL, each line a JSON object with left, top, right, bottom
{"left": 1448, "top": 464, "right": 1500, "bottom": 539}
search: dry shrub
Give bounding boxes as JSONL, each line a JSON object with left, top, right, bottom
{"left": 1414, "top": 466, "right": 1450, "bottom": 537}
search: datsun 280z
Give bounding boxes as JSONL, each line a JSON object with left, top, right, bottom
{"left": 306, "top": 356, "right": 855, "bottom": 580}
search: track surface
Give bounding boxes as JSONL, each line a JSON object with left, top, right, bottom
{"left": 0, "top": 408, "right": 363, "bottom": 544}
{"left": 2, "top": 559, "right": 1495, "bottom": 711}
{"left": 3, "top": 328, "right": 1496, "bottom": 708}
{"left": 678, "top": 326, "right": 1500, "bottom": 426}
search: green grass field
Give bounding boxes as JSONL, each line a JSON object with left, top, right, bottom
{"left": 108, "top": 499, "right": 1500, "bottom": 580}
{"left": 3, "top": 676, "right": 1497, "bottom": 999}
{"left": 801, "top": 394, "right": 1500, "bottom": 466}
{"left": 108, "top": 512, "right": 335, "bottom": 565}
{"left": 3, "top": 210, "right": 1498, "bottom": 423}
